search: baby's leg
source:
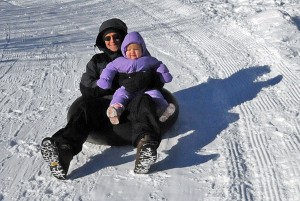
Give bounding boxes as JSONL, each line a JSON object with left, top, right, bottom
{"left": 144, "top": 90, "right": 175, "bottom": 122}
{"left": 144, "top": 90, "right": 168, "bottom": 110}
{"left": 107, "top": 87, "right": 131, "bottom": 125}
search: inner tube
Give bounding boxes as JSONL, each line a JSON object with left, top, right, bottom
{"left": 67, "top": 88, "right": 179, "bottom": 145}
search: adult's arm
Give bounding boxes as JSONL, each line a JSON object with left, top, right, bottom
{"left": 80, "top": 54, "right": 114, "bottom": 99}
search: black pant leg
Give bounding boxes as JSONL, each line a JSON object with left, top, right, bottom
{"left": 51, "top": 100, "right": 91, "bottom": 155}
{"left": 51, "top": 96, "right": 134, "bottom": 153}
{"left": 51, "top": 97, "right": 114, "bottom": 155}
{"left": 126, "top": 94, "right": 161, "bottom": 146}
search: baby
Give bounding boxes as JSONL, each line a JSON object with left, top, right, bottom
{"left": 97, "top": 32, "right": 175, "bottom": 124}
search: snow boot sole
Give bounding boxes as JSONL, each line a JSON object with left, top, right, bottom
{"left": 41, "top": 138, "right": 67, "bottom": 180}
{"left": 134, "top": 144, "right": 157, "bottom": 174}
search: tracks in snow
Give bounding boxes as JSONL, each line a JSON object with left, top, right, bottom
{"left": 1, "top": 0, "right": 300, "bottom": 200}
{"left": 126, "top": 0, "right": 253, "bottom": 199}
{"left": 125, "top": 0, "right": 300, "bottom": 200}
{"left": 222, "top": 24, "right": 300, "bottom": 201}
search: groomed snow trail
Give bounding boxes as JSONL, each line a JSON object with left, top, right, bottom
{"left": 0, "top": 0, "right": 299, "bottom": 201}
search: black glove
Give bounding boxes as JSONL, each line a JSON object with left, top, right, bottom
{"left": 122, "top": 70, "right": 164, "bottom": 93}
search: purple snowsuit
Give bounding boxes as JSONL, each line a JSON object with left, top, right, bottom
{"left": 97, "top": 32, "right": 173, "bottom": 112}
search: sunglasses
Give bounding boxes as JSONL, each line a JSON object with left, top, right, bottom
{"left": 104, "top": 34, "right": 120, "bottom": 41}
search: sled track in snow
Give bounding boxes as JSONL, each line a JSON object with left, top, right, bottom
{"left": 241, "top": 104, "right": 285, "bottom": 201}
{"left": 226, "top": 139, "right": 254, "bottom": 201}
{"left": 0, "top": 2, "right": 90, "bottom": 199}
{"left": 225, "top": 25, "right": 300, "bottom": 200}
{"left": 0, "top": 1, "right": 85, "bottom": 139}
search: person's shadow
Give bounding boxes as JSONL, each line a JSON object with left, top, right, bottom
{"left": 68, "top": 65, "right": 282, "bottom": 178}
{"left": 152, "top": 65, "right": 282, "bottom": 171}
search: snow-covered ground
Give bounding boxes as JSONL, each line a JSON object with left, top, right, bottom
{"left": 1, "top": 0, "right": 300, "bottom": 200}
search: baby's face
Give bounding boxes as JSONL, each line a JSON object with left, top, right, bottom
{"left": 126, "top": 43, "right": 142, "bottom": 60}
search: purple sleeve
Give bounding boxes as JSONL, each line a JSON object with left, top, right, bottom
{"left": 97, "top": 64, "right": 118, "bottom": 89}
{"left": 156, "top": 63, "right": 173, "bottom": 83}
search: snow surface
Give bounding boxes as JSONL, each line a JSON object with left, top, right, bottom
{"left": 1, "top": 0, "right": 300, "bottom": 200}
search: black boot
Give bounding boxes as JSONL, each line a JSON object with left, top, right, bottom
{"left": 134, "top": 135, "right": 158, "bottom": 174}
{"left": 41, "top": 137, "right": 73, "bottom": 180}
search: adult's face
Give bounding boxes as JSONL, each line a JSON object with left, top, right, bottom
{"left": 104, "top": 32, "right": 121, "bottom": 52}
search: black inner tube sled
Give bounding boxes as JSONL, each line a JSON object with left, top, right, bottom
{"left": 67, "top": 88, "right": 179, "bottom": 145}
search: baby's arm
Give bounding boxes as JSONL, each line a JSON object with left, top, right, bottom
{"left": 97, "top": 62, "right": 118, "bottom": 89}
{"left": 156, "top": 62, "right": 173, "bottom": 83}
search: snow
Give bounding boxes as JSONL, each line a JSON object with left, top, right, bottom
{"left": 1, "top": 0, "right": 300, "bottom": 200}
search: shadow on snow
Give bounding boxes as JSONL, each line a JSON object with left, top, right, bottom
{"left": 69, "top": 65, "right": 282, "bottom": 178}
{"left": 153, "top": 65, "right": 282, "bottom": 172}
{"left": 69, "top": 146, "right": 134, "bottom": 179}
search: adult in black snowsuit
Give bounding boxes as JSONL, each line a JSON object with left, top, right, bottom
{"left": 40, "top": 18, "right": 178, "bottom": 179}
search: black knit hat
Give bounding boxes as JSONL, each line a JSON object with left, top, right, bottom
{"left": 95, "top": 18, "right": 128, "bottom": 50}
